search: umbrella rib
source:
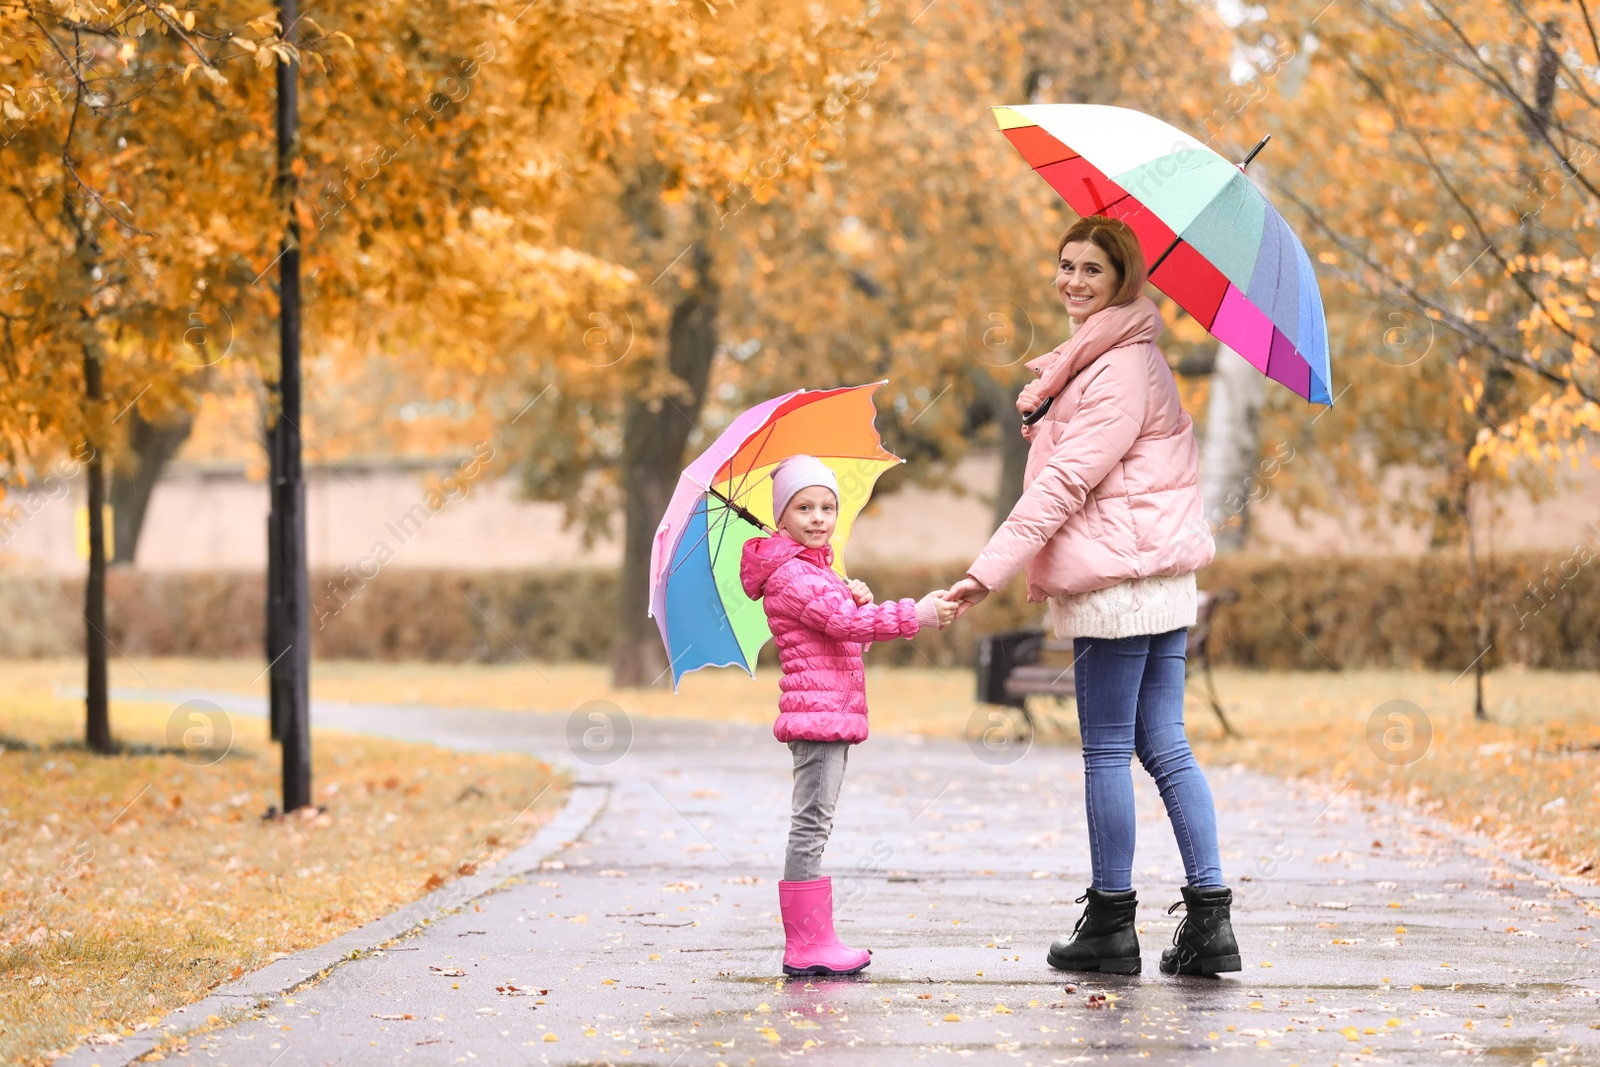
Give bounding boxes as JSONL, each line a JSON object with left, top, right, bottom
{"left": 656, "top": 416, "right": 777, "bottom": 590}
{"left": 658, "top": 406, "right": 812, "bottom": 588}
{"left": 660, "top": 498, "right": 764, "bottom": 584}
{"left": 1146, "top": 236, "right": 1182, "bottom": 278}
{"left": 726, "top": 409, "right": 786, "bottom": 509}
{"left": 657, "top": 383, "right": 893, "bottom": 636}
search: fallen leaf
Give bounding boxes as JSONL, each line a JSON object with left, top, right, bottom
{"left": 430, "top": 966, "right": 466, "bottom": 976}
{"left": 370, "top": 1013, "right": 414, "bottom": 1021}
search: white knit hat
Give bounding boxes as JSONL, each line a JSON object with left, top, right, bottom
{"left": 770, "top": 455, "right": 839, "bottom": 522}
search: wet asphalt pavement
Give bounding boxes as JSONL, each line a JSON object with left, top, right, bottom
{"left": 65, "top": 692, "right": 1600, "bottom": 1067}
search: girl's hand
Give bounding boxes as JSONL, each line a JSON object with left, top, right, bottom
{"left": 932, "top": 592, "right": 959, "bottom": 629}
{"left": 847, "top": 578, "right": 873, "bottom": 606}
{"left": 945, "top": 576, "right": 990, "bottom": 619}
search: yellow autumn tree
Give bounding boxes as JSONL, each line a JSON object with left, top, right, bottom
{"left": 716, "top": 0, "right": 1239, "bottom": 530}
{"left": 0, "top": 0, "right": 815, "bottom": 732}
{"left": 1233, "top": 0, "right": 1600, "bottom": 715}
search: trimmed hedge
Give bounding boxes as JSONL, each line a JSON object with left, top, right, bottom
{"left": 1, "top": 548, "right": 1595, "bottom": 669}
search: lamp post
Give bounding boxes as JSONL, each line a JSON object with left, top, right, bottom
{"left": 269, "top": 0, "right": 311, "bottom": 812}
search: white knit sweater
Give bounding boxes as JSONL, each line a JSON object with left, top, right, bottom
{"left": 1048, "top": 572, "right": 1198, "bottom": 641}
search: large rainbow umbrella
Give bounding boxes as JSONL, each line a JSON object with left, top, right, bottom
{"left": 993, "top": 103, "right": 1333, "bottom": 404}
{"left": 648, "top": 382, "right": 902, "bottom": 689}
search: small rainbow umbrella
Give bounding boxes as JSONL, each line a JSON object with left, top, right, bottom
{"left": 992, "top": 103, "right": 1333, "bottom": 404}
{"left": 648, "top": 382, "right": 902, "bottom": 689}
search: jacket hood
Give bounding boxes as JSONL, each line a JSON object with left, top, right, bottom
{"left": 1025, "top": 295, "right": 1163, "bottom": 402}
{"left": 740, "top": 531, "right": 833, "bottom": 599}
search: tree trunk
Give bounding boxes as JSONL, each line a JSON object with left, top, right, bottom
{"left": 980, "top": 372, "right": 1029, "bottom": 531}
{"left": 611, "top": 236, "right": 719, "bottom": 688}
{"left": 83, "top": 350, "right": 112, "bottom": 754}
{"left": 1453, "top": 19, "right": 1561, "bottom": 721}
{"left": 109, "top": 406, "right": 194, "bottom": 565}
{"left": 1198, "top": 343, "right": 1266, "bottom": 552}
{"left": 1466, "top": 487, "right": 1491, "bottom": 721}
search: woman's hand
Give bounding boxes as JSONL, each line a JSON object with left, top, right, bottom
{"left": 945, "top": 576, "right": 990, "bottom": 619}
{"left": 847, "top": 578, "right": 873, "bottom": 606}
{"left": 1017, "top": 380, "right": 1045, "bottom": 416}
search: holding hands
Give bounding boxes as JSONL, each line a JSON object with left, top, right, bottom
{"left": 913, "top": 588, "right": 961, "bottom": 630}
{"left": 909, "top": 577, "right": 990, "bottom": 631}
{"left": 943, "top": 576, "right": 990, "bottom": 620}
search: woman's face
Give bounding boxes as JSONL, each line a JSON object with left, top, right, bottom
{"left": 1055, "top": 240, "right": 1121, "bottom": 324}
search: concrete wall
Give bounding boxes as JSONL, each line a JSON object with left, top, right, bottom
{"left": 2, "top": 449, "right": 1597, "bottom": 574}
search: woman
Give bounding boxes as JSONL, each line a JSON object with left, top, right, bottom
{"left": 945, "top": 215, "right": 1239, "bottom": 977}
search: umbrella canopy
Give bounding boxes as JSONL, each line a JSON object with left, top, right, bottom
{"left": 648, "top": 382, "right": 902, "bottom": 689}
{"left": 992, "top": 103, "right": 1332, "bottom": 405}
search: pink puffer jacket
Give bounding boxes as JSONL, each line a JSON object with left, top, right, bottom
{"left": 967, "top": 295, "right": 1215, "bottom": 602}
{"left": 740, "top": 532, "right": 922, "bottom": 743}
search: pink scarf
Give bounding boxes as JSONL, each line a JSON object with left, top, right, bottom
{"left": 1017, "top": 296, "right": 1163, "bottom": 417}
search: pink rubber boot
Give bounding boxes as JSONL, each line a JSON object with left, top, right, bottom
{"left": 779, "top": 876, "right": 871, "bottom": 976}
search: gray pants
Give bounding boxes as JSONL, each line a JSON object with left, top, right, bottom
{"left": 784, "top": 740, "right": 850, "bottom": 882}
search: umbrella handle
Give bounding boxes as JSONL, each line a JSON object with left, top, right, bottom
{"left": 707, "top": 485, "right": 773, "bottom": 534}
{"left": 1021, "top": 395, "right": 1054, "bottom": 427}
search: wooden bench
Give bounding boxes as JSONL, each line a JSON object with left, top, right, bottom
{"left": 975, "top": 588, "right": 1239, "bottom": 736}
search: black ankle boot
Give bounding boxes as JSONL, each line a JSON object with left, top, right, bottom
{"left": 1046, "top": 888, "right": 1140, "bottom": 974}
{"left": 1159, "top": 885, "right": 1241, "bottom": 976}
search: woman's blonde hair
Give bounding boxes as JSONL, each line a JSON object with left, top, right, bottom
{"left": 1056, "top": 216, "right": 1147, "bottom": 308}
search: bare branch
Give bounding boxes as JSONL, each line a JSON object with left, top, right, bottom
{"left": 1574, "top": 0, "right": 1600, "bottom": 66}
{"left": 1279, "top": 183, "right": 1600, "bottom": 407}
{"left": 1417, "top": 0, "right": 1600, "bottom": 204}
{"left": 1335, "top": 51, "right": 1599, "bottom": 373}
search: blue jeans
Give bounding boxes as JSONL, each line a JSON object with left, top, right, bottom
{"left": 1073, "top": 627, "right": 1223, "bottom": 891}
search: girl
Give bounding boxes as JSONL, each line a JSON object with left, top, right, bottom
{"left": 739, "top": 454, "right": 958, "bottom": 976}
{"left": 946, "top": 215, "right": 1239, "bottom": 977}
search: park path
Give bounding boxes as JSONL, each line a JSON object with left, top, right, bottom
{"left": 62, "top": 689, "right": 1600, "bottom": 1067}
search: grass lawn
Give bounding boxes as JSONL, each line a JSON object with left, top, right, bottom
{"left": 16, "top": 655, "right": 1593, "bottom": 877}
{"left": 0, "top": 673, "right": 568, "bottom": 1067}
{"left": 3, "top": 657, "right": 1597, "bottom": 1063}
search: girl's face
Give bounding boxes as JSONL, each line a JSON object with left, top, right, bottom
{"left": 779, "top": 486, "right": 838, "bottom": 549}
{"left": 1056, "top": 240, "right": 1122, "bottom": 324}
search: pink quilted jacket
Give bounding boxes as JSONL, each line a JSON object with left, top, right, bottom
{"left": 967, "top": 295, "right": 1215, "bottom": 602}
{"left": 740, "top": 532, "right": 922, "bottom": 743}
